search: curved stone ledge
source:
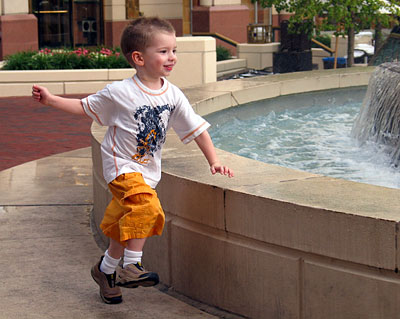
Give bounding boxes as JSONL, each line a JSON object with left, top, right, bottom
{"left": 91, "top": 67, "right": 400, "bottom": 319}
{"left": 0, "top": 36, "right": 216, "bottom": 97}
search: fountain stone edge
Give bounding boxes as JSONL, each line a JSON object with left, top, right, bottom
{"left": 90, "top": 67, "right": 400, "bottom": 319}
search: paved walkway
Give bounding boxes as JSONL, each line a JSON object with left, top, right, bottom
{"left": 0, "top": 95, "right": 91, "bottom": 171}
{"left": 0, "top": 97, "right": 235, "bottom": 318}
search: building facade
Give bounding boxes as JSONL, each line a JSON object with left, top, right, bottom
{"left": 0, "top": 0, "right": 283, "bottom": 60}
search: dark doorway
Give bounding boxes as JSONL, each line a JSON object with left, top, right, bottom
{"left": 32, "top": 0, "right": 103, "bottom": 48}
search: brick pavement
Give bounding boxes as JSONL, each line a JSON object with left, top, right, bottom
{"left": 0, "top": 94, "right": 93, "bottom": 171}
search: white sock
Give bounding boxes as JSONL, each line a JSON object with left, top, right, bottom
{"left": 123, "top": 249, "right": 142, "bottom": 268}
{"left": 100, "top": 250, "right": 121, "bottom": 275}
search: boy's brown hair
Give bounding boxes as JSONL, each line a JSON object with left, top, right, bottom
{"left": 120, "top": 17, "right": 175, "bottom": 66}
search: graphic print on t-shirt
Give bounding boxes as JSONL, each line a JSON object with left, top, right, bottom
{"left": 132, "top": 104, "right": 174, "bottom": 165}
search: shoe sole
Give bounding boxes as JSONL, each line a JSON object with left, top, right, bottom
{"left": 116, "top": 273, "right": 159, "bottom": 289}
{"left": 91, "top": 267, "right": 123, "bottom": 304}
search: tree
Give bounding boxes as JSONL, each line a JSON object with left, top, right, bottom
{"left": 255, "top": 0, "right": 400, "bottom": 67}
{"left": 320, "top": 0, "right": 400, "bottom": 66}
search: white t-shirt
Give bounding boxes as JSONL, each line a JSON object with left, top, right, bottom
{"left": 81, "top": 74, "right": 210, "bottom": 188}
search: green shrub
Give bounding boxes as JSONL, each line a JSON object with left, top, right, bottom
{"left": 312, "top": 34, "right": 331, "bottom": 48}
{"left": 2, "top": 47, "right": 131, "bottom": 70}
{"left": 2, "top": 51, "right": 36, "bottom": 70}
{"left": 216, "top": 45, "right": 231, "bottom": 61}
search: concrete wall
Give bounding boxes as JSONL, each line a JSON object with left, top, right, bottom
{"left": 103, "top": 0, "right": 129, "bottom": 47}
{"left": 0, "top": 68, "right": 136, "bottom": 97}
{"left": 0, "top": 0, "right": 38, "bottom": 60}
{"left": 90, "top": 66, "right": 400, "bottom": 318}
{"left": 1, "top": 0, "right": 29, "bottom": 15}
{"left": 0, "top": 14, "right": 38, "bottom": 60}
{"left": 237, "top": 42, "right": 280, "bottom": 70}
{"left": 139, "top": 0, "right": 184, "bottom": 36}
{"left": 200, "top": 0, "right": 241, "bottom": 5}
{"left": 140, "top": 0, "right": 183, "bottom": 19}
{"left": 331, "top": 35, "right": 348, "bottom": 58}
{"left": 103, "top": 0, "right": 125, "bottom": 21}
{"left": 312, "top": 48, "right": 331, "bottom": 70}
{"left": 237, "top": 44, "right": 333, "bottom": 71}
{"left": 0, "top": 36, "right": 216, "bottom": 96}
{"left": 216, "top": 58, "right": 246, "bottom": 78}
{"left": 242, "top": 33, "right": 370, "bottom": 69}
{"left": 169, "top": 36, "right": 216, "bottom": 85}
{"left": 192, "top": 4, "right": 249, "bottom": 56}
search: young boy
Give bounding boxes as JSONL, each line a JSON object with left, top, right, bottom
{"left": 32, "top": 17, "right": 233, "bottom": 304}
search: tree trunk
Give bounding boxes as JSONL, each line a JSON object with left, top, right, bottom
{"left": 374, "top": 22, "right": 383, "bottom": 53}
{"left": 347, "top": 26, "right": 355, "bottom": 67}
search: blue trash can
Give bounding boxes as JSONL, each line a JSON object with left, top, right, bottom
{"left": 323, "top": 57, "right": 347, "bottom": 69}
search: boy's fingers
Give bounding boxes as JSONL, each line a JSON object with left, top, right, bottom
{"left": 221, "top": 166, "right": 229, "bottom": 176}
{"left": 32, "top": 85, "right": 43, "bottom": 101}
{"left": 224, "top": 167, "right": 234, "bottom": 178}
{"left": 32, "top": 84, "right": 43, "bottom": 93}
{"left": 211, "top": 165, "right": 234, "bottom": 178}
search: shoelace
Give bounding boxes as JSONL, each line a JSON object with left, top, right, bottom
{"left": 106, "top": 272, "right": 116, "bottom": 287}
{"left": 136, "top": 262, "right": 144, "bottom": 271}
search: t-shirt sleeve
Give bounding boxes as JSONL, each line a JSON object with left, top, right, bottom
{"left": 170, "top": 89, "right": 211, "bottom": 144}
{"left": 81, "top": 84, "right": 117, "bottom": 126}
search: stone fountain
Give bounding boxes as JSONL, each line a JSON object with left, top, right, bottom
{"left": 91, "top": 68, "right": 400, "bottom": 318}
{"left": 352, "top": 62, "right": 400, "bottom": 167}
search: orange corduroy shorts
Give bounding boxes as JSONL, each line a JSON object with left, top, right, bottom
{"left": 100, "top": 172, "right": 165, "bottom": 246}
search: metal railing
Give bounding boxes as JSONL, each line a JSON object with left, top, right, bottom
{"left": 192, "top": 32, "right": 239, "bottom": 47}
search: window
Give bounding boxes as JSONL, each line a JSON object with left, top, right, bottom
{"left": 31, "top": 0, "right": 103, "bottom": 48}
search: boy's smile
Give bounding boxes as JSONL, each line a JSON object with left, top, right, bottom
{"left": 136, "top": 31, "right": 177, "bottom": 89}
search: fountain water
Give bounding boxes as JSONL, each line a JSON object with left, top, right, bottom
{"left": 207, "top": 85, "right": 400, "bottom": 188}
{"left": 352, "top": 62, "right": 400, "bottom": 167}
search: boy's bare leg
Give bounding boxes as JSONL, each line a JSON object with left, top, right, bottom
{"left": 126, "top": 238, "right": 146, "bottom": 252}
{"left": 107, "top": 238, "right": 125, "bottom": 259}
{"left": 107, "top": 237, "right": 147, "bottom": 262}
{"left": 107, "top": 238, "right": 147, "bottom": 258}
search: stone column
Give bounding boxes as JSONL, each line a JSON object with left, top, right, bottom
{"left": 192, "top": 0, "right": 249, "bottom": 56}
{"left": 0, "top": 0, "right": 38, "bottom": 59}
{"left": 140, "top": 0, "right": 184, "bottom": 36}
{"left": 103, "top": 0, "right": 129, "bottom": 47}
{"left": 103, "top": 0, "right": 185, "bottom": 47}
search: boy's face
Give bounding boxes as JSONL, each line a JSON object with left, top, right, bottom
{"left": 139, "top": 31, "right": 177, "bottom": 80}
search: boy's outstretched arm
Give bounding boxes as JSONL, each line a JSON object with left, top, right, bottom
{"left": 32, "top": 84, "right": 85, "bottom": 115}
{"left": 194, "top": 130, "right": 234, "bottom": 178}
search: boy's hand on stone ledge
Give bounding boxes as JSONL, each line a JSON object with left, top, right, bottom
{"left": 210, "top": 162, "right": 234, "bottom": 178}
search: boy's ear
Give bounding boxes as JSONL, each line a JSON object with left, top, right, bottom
{"left": 131, "top": 51, "right": 144, "bottom": 67}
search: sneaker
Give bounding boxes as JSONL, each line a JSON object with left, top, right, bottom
{"left": 116, "top": 262, "right": 159, "bottom": 288}
{"left": 91, "top": 257, "right": 123, "bottom": 304}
